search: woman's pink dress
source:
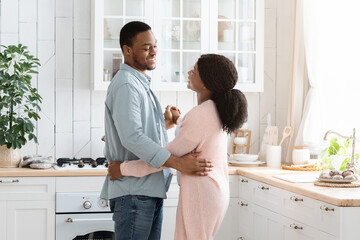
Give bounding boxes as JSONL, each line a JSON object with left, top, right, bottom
{"left": 120, "top": 100, "right": 230, "bottom": 240}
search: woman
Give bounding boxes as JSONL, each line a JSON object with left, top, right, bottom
{"left": 111, "top": 54, "right": 247, "bottom": 239}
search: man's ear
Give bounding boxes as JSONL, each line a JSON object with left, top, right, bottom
{"left": 122, "top": 45, "right": 132, "bottom": 56}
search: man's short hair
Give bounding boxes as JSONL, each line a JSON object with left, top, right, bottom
{"left": 119, "top": 21, "right": 151, "bottom": 52}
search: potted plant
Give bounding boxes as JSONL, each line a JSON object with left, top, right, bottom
{"left": 0, "top": 44, "right": 42, "bottom": 167}
{"left": 315, "top": 138, "right": 360, "bottom": 174}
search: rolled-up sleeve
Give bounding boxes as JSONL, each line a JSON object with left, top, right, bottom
{"left": 111, "top": 83, "right": 170, "bottom": 168}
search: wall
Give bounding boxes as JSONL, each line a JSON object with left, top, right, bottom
{"left": 0, "top": 0, "right": 293, "bottom": 160}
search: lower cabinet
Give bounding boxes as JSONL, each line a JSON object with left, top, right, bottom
{"left": 0, "top": 201, "right": 6, "bottom": 240}
{"left": 251, "top": 202, "right": 337, "bottom": 240}
{"left": 216, "top": 175, "right": 343, "bottom": 240}
{"left": 6, "top": 201, "right": 55, "bottom": 240}
{"left": 0, "top": 177, "right": 55, "bottom": 240}
{"left": 161, "top": 178, "right": 179, "bottom": 240}
{"left": 215, "top": 198, "right": 241, "bottom": 239}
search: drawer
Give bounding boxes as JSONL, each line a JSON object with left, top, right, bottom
{"left": 0, "top": 177, "right": 55, "bottom": 200}
{"left": 283, "top": 191, "right": 339, "bottom": 236}
{"left": 251, "top": 180, "right": 284, "bottom": 214}
{"left": 238, "top": 176, "right": 253, "bottom": 201}
{"left": 56, "top": 176, "right": 106, "bottom": 192}
{"left": 238, "top": 196, "right": 254, "bottom": 239}
{"left": 229, "top": 175, "right": 239, "bottom": 198}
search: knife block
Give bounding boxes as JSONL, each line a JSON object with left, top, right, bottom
{"left": 232, "top": 129, "right": 251, "bottom": 154}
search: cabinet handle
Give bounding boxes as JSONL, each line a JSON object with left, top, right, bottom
{"left": 240, "top": 178, "right": 248, "bottom": 183}
{"left": 258, "top": 185, "right": 269, "bottom": 190}
{"left": 0, "top": 179, "right": 19, "bottom": 183}
{"left": 237, "top": 237, "right": 244, "bottom": 240}
{"left": 290, "top": 223, "right": 303, "bottom": 230}
{"left": 320, "top": 205, "right": 334, "bottom": 212}
{"left": 65, "top": 217, "right": 112, "bottom": 223}
{"left": 239, "top": 201, "right": 248, "bottom": 207}
{"left": 290, "top": 196, "right": 303, "bottom": 202}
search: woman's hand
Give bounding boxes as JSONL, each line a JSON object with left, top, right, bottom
{"left": 107, "top": 161, "right": 123, "bottom": 180}
{"left": 170, "top": 107, "right": 181, "bottom": 123}
{"left": 164, "top": 105, "right": 181, "bottom": 129}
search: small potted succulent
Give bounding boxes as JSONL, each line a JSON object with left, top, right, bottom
{"left": 0, "top": 44, "right": 42, "bottom": 167}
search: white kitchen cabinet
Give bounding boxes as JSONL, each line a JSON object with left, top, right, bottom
{"left": 0, "top": 201, "right": 6, "bottom": 240}
{"left": 91, "top": 0, "right": 264, "bottom": 92}
{"left": 0, "top": 177, "right": 55, "bottom": 240}
{"left": 6, "top": 201, "right": 55, "bottom": 240}
{"left": 162, "top": 178, "right": 179, "bottom": 240}
{"left": 235, "top": 173, "right": 360, "bottom": 240}
{"left": 251, "top": 203, "right": 337, "bottom": 240}
{"left": 215, "top": 198, "right": 241, "bottom": 240}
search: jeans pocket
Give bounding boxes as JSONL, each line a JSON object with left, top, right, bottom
{"left": 111, "top": 196, "right": 125, "bottom": 222}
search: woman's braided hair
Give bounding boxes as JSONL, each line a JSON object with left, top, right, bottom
{"left": 197, "top": 54, "right": 248, "bottom": 134}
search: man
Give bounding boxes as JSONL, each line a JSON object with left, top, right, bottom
{"left": 101, "top": 21, "right": 211, "bottom": 240}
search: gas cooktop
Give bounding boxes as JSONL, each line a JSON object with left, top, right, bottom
{"left": 53, "top": 157, "right": 108, "bottom": 170}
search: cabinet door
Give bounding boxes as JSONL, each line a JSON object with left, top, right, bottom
{"left": 162, "top": 198, "right": 178, "bottom": 240}
{"left": 0, "top": 201, "right": 6, "bottom": 240}
{"left": 92, "top": 0, "right": 152, "bottom": 90}
{"left": 252, "top": 203, "right": 337, "bottom": 240}
{"left": 7, "top": 201, "right": 55, "bottom": 240}
{"left": 161, "top": 179, "right": 179, "bottom": 240}
{"left": 215, "top": 198, "right": 240, "bottom": 240}
{"left": 211, "top": 0, "right": 264, "bottom": 92}
{"left": 152, "top": 0, "right": 207, "bottom": 91}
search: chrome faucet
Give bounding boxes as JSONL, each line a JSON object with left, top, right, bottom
{"left": 323, "top": 128, "right": 357, "bottom": 171}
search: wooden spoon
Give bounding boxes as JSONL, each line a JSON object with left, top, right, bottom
{"left": 279, "top": 126, "right": 292, "bottom": 146}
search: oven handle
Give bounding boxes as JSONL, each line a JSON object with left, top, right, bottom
{"left": 65, "top": 217, "right": 112, "bottom": 223}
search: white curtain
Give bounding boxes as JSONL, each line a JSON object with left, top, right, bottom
{"left": 293, "top": 0, "right": 360, "bottom": 154}
{"left": 286, "top": 0, "right": 308, "bottom": 162}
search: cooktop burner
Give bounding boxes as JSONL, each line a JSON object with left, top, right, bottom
{"left": 54, "top": 157, "right": 108, "bottom": 170}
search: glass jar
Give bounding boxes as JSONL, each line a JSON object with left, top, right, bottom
{"left": 103, "top": 68, "right": 111, "bottom": 82}
{"left": 112, "top": 53, "right": 123, "bottom": 77}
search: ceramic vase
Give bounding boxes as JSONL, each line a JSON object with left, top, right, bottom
{"left": 0, "top": 145, "right": 22, "bottom": 168}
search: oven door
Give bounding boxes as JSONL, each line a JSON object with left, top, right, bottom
{"left": 56, "top": 213, "right": 114, "bottom": 240}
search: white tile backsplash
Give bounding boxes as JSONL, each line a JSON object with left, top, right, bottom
{"left": 55, "top": 0, "right": 73, "bottom": 18}
{"left": 38, "top": 0, "right": 55, "bottom": 41}
{"left": 0, "top": 0, "right": 18, "bottom": 33}
{"left": 74, "top": 121, "right": 91, "bottom": 157}
{"left": 19, "top": 0, "right": 37, "bottom": 22}
{"left": 0, "top": 0, "right": 293, "bottom": 160}
{"left": 56, "top": 17, "right": 73, "bottom": 79}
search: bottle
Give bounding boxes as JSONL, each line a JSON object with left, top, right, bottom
{"left": 103, "top": 68, "right": 111, "bottom": 82}
{"left": 112, "top": 53, "right": 123, "bottom": 77}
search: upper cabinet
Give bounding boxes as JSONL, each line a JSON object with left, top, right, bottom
{"left": 91, "top": 0, "right": 264, "bottom": 92}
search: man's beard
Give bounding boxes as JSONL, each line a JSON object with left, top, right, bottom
{"left": 133, "top": 54, "right": 156, "bottom": 71}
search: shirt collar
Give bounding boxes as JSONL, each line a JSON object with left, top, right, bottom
{"left": 120, "top": 64, "right": 151, "bottom": 90}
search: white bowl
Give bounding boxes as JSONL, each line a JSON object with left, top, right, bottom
{"left": 230, "top": 154, "right": 259, "bottom": 162}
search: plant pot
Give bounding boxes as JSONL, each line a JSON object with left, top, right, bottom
{"left": 0, "top": 145, "right": 22, "bottom": 168}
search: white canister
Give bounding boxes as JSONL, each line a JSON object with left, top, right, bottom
{"left": 266, "top": 145, "right": 282, "bottom": 168}
{"left": 234, "top": 137, "right": 247, "bottom": 145}
{"left": 292, "top": 146, "right": 310, "bottom": 165}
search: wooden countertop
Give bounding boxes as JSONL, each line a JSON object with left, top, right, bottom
{"left": 2, "top": 166, "right": 359, "bottom": 207}
{"left": 0, "top": 166, "right": 239, "bottom": 177}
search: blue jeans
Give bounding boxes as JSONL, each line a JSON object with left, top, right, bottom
{"left": 110, "top": 195, "right": 163, "bottom": 240}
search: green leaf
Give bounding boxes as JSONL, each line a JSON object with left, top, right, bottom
{"left": 339, "top": 158, "right": 349, "bottom": 171}
{"left": 0, "top": 43, "right": 42, "bottom": 148}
